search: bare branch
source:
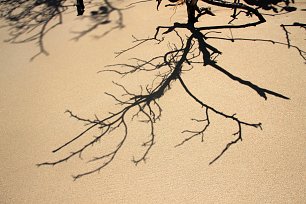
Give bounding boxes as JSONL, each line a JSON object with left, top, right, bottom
{"left": 36, "top": 0, "right": 301, "bottom": 179}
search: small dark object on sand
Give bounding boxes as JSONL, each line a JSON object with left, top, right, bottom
{"left": 76, "top": 0, "right": 85, "bottom": 16}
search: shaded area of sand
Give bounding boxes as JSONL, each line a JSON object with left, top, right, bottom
{"left": 0, "top": 0, "right": 305, "bottom": 203}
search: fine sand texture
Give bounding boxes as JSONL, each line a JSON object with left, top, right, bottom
{"left": 0, "top": 1, "right": 305, "bottom": 203}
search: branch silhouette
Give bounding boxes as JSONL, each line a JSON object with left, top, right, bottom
{"left": 37, "top": 0, "right": 304, "bottom": 179}
{"left": 281, "top": 22, "right": 306, "bottom": 51}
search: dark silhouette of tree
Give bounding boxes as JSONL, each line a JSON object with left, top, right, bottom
{"left": 35, "top": 0, "right": 305, "bottom": 179}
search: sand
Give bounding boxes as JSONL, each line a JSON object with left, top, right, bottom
{"left": 0, "top": 0, "right": 305, "bottom": 203}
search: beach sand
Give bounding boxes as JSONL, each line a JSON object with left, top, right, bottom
{"left": 0, "top": 0, "right": 305, "bottom": 203}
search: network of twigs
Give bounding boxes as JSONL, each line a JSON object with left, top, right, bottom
{"left": 35, "top": 0, "right": 305, "bottom": 180}
{"left": 0, "top": 0, "right": 70, "bottom": 60}
{"left": 0, "top": 0, "right": 129, "bottom": 60}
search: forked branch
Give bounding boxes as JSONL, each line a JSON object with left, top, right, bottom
{"left": 37, "top": 0, "right": 302, "bottom": 179}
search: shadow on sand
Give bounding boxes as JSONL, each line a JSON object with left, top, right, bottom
{"left": 36, "top": 0, "right": 305, "bottom": 179}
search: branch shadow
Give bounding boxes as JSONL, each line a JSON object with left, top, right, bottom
{"left": 71, "top": 0, "right": 127, "bottom": 41}
{"left": 37, "top": 0, "right": 305, "bottom": 179}
{"left": 71, "top": 0, "right": 154, "bottom": 41}
{"left": 244, "top": 0, "right": 296, "bottom": 13}
{"left": 0, "top": 0, "right": 69, "bottom": 60}
{"left": 0, "top": 0, "right": 151, "bottom": 60}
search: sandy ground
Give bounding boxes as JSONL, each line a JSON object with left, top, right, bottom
{"left": 0, "top": 0, "right": 305, "bottom": 203}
